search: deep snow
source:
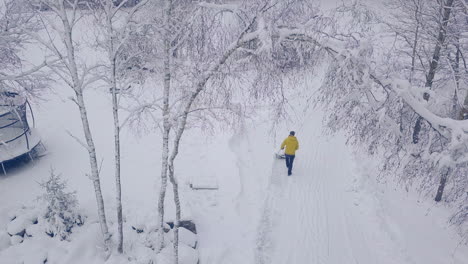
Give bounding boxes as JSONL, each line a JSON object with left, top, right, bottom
{"left": 1, "top": 2, "right": 468, "bottom": 263}
{"left": 1, "top": 65, "right": 468, "bottom": 264}
{"left": 2, "top": 60, "right": 468, "bottom": 264}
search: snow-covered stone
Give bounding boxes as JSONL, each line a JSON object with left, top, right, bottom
{"left": 7, "top": 211, "right": 17, "bottom": 221}
{"left": 179, "top": 227, "right": 197, "bottom": 248}
{"left": 163, "top": 229, "right": 173, "bottom": 247}
{"left": 26, "top": 223, "right": 45, "bottom": 238}
{"left": 10, "top": 235, "right": 23, "bottom": 245}
{"left": 163, "top": 227, "right": 197, "bottom": 248}
{"left": 163, "top": 222, "right": 171, "bottom": 232}
{"left": 156, "top": 243, "right": 198, "bottom": 264}
{"left": 178, "top": 243, "right": 199, "bottom": 264}
{"left": 0, "top": 231, "right": 11, "bottom": 250}
{"left": 7, "top": 212, "right": 38, "bottom": 236}
{"left": 144, "top": 222, "right": 159, "bottom": 233}
{"left": 22, "top": 249, "right": 48, "bottom": 264}
{"left": 131, "top": 223, "right": 146, "bottom": 233}
{"left": 128, "top": 244, "right": 156, "bottom": 264}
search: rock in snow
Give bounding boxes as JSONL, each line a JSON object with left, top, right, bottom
{"left": 26, "top": 224, "right": 45, "bottom": 238}
{"left": 164, "top": 229, "right": 173, "bottom": 246}
{"left": 156, "top": 243, "right": 199, "bottom": 264}
{"left": 21, "top": 247, "right": 48, "bottom": 264}
{"left": 10, "top": 235, "right": 23, "bottom": 245}
{"left": 179, "top": 227, "right": 197, "bottom": 248}
{"left": 7, "top": 212, "right": 38, "bottom": 236}
{"left": 0, "top": 231, "right": 10, "bottom": 250}
{"left": 163, "top": 227, "right": 197, "bottom": 248}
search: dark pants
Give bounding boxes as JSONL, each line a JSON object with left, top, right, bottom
{"left": 285, "top": 154, "right": 295, "bottom": 175}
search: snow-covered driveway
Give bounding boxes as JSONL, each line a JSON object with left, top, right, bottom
{"left": 1, "top": 88, "right": 467, "bottom": 264}
{"left": 252, "top": 115, "right": 468, "bottom": 264}
{"left": 255, "top": 129, "right": 398, "bottom": 264}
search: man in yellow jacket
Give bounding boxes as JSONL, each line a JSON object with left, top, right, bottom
{"left": 281, "top": 131, "right": 299, "bottom": 176}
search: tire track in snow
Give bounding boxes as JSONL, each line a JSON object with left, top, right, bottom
{"left": 254, "top": 159, "right": 286, "bottom": 264}
{"left": 253, "top": 129, "right": 411, "bottom": 264}
{"left": 255, "top": 131, "right": 326, "bottom": 264}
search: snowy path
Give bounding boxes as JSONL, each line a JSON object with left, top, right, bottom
{"left": 255, "top": 131, "right": 408, "bottom": 264}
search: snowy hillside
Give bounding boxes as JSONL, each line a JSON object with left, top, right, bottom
{"left": 1, "top": 0, "right": 468, "bottom": 263}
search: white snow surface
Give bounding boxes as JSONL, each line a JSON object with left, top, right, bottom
{"left": 0, "top": 5, "right": 468, "bottom": 264}
{"left": 0, "top": 67, "right": 467, "bottom": 264}
{"left": 156, "top": 244, "right": 198, "bottom": 264}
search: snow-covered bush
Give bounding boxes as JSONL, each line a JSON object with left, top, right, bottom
{"left": 314, "top": 0, "right": 468, "bottom": 231}
{"left": 0, "top": 0, "right": 49, "bottom": 97}
{"left": 38, "top": 170, "right": 83, "bottom": 240}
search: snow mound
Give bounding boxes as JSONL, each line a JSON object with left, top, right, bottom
{"left": 0, "top": 231, "right": 10, "bottom": 250}
{"left": 179, "top": 227, "right": 197, "bottom": 248}
{"left": 163, "top": 227, "right": 197, "bottom": 249}
{"left": 156, "top": 243, "right": 199, "bottom": 264}
{"left": 26, "top": 223, "right": 46, "bottom": 238}
{"left": 164, "top": 229, "right": 173, "bottom": 246}
{"left": 127, "top": 245, "right": 156, "bottom": 263}
{"left": 7, "top": 211, "right": 38, "bottom": 236}
{"left": 10, "top": 235, "right": 23, "bottom": 245}
{"left": 21, "top": 247, "right": 48, "bottom": 264}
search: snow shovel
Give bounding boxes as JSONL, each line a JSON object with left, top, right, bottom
{"left": 275, "top": 149, "right": 286, "bottom": 159}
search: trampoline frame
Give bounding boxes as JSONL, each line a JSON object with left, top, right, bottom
{"left": 0, "top": 92, "right": 43, "bottom": 175}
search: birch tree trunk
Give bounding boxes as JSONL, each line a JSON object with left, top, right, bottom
{"left": 75, "top": 91, "right": 111, "bottom": 247}
{"left": 52, "top": 0, "right": 111, "bottom": 251}
{"left": 102, "top": 0, "right": 124, "bottom": 252}
{"left": 158, "top": 0, "right": 173, "bottom": 252}
{"left": 98, "top": 0, "right": 149, "bottom": 253}
{"left": 167, "top": 152, "right": 181, "bottom": 264}
{"left": 109, "top": 28, "right": 123, "bottom": 256}
{"left": 112, "top": 80, "right": 123, "bottom": 253}
{"left": 164, "top": 12, "right": 261, "bottom": 263}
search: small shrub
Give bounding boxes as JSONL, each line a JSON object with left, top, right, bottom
{"left": 39, "top": 170, "right": 83, "bottom": 240}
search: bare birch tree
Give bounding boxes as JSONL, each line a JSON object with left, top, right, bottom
{"left": 159, "top": 0, "right": 172, "bottom": 254}
{"left": 307, "top": 0, "right": 468, "bottom": 234}
{"left": 379, "top": 0, "right": 461, "bottom": 202}
{"left": 30, "top": 0, "right": 111, "bottom": 252}
{"left": 0, "top": 0, "right": 50, "bottom": 97}
{"left": 382, "top": 0, "right": 468, "bottom": 202}
{"left": 91, "top": 0, "right": 149, "bottom": 254}
{"left": 412, "top": 0, "right": 455, "bottom": 144}
{"left": 147, "top": 0, "right": 323, "bottom": 262}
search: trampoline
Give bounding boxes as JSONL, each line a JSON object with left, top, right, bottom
{"left": 0, "top": 92, "right": 44, "bottom": 175}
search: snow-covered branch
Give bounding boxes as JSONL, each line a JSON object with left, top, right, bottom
{"left": 198, "top": 2, "right": 239, "bottom": 12}
{"left": 0, "top": 61, "right": 52, "bottom": 81}
{"left": 33, "top": 0, "right": 112, "bottom": 252}
{"left": 65, "top": 129, "right": 91, "bottom": 151}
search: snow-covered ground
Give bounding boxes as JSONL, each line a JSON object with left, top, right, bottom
{"left": 1, "top": 67, "right": 468, "bottom": 264}
{"left": 1, "top": 2, "right": 468, "bottom": 263}
{"left": 250, "top": 112, "right": 468, "bottom": 264}
{"left": 0, "top": 59, "right": 467, "bottom": 263}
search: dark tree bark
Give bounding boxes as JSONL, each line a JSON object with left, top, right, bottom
{"left": 435, "top": 168, "right": 450, "bottom": 202}
{"left": 412, "top": 0, "right": 455, "bottom": 144}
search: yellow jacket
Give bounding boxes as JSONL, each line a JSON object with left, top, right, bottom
{"left": 281, "top": 136, "right": 299, "bottom": 155}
